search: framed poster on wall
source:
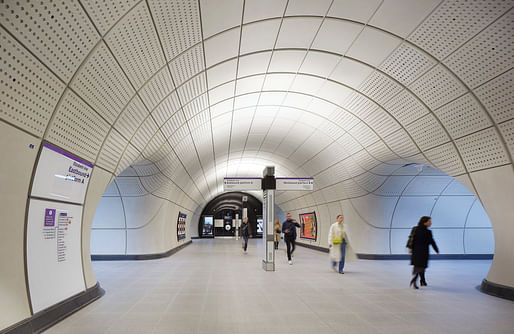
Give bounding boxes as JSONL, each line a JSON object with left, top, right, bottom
{"left": 299, "top": 211, "right": 317, "bottom": 241}
{"left": 177, "top": 212, "right": 187, "bottom": 241}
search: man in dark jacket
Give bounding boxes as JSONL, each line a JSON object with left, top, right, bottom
{"left": 282, "top": 213, "right": 301, "bottom": 264}
{"left": 241, "top": 217, "right": 252, "bottom": 252}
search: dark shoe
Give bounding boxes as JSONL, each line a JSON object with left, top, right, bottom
{"left": 410, "top": 278, "right": 419, "bottom": 289}
{"left": 420, "top": 281, "right": 427, "bottom": 286}
{"left": 339, "top": 271, "right": 344, "bottom": 274}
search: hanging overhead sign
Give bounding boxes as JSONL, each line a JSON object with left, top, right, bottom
{"left": 223, "top": 177, "right": 262, "bottom": 191}
{"left": 276, "top": 178, "right": 314, "bottom": 191}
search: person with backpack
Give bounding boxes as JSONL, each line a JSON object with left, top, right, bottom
{"left": 282, "top": 213, "right": 300, "bottom": 265}
{"left": 241, "top": 217, "right": 252, "bottom": 252}
{"left": 407, "top": 216, "right": 439, "bottom": 289}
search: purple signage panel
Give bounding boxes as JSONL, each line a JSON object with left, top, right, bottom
{"left": 44, "top": 209, "right": 56, "bottom": 227}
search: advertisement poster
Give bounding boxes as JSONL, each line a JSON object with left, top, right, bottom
{"left": 177, "top": 212, "right": 187, "bottom": 241}
{"left": 299, "top": 211, "right": 317, "bottom": 241}
{"left": 26, "top": 199, "right": 85, "bottom": 312}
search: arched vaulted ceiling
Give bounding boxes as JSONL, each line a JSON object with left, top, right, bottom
{"left": 1, "top": 0, "right": 513, "bottom": 214}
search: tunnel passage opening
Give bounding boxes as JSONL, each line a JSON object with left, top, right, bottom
{"left": 198, "top": 192, "right": 263, "bottom": 238}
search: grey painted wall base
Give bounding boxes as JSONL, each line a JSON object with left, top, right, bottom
{"left": 481, "top": 279, "right": 514, "bottom": 301}
{"left": 0, "top": 282, "right": 104, "bottom": 334}
{"left": 91, "top": 240, "right": 192, "bottom": 261}
{"left": 295, "top": 243, "right": 493, "bottom": 260}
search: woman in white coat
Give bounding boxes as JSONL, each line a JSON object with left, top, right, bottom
{"left": 328, "top": 214, "right": 356, "bottom": 274}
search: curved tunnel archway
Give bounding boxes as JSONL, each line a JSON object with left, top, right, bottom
{"left": 1, "top": 0, "right": 514, "bottom": 331}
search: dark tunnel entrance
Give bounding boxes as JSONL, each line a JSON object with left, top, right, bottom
{"left": 198, "top": 192, "right": 263, "bottom": 238}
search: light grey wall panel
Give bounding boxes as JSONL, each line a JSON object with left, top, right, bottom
{"left": 392, "top": 196, "right": 437, "bottom": 228}
{"left": 464, "top": 229, "right": 495, "bottom": 254}
{"left": 431, "top": 196, "right": 475, "bottom": 228}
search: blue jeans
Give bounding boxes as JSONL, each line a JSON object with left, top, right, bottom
{"left": 332, "top": 240, "right": 347, "bottom": 272}
{"left": 243, "top": 235, "right": 249, "bottom": 251}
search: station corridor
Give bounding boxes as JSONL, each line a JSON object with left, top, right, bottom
{"left": 45, "top": 239, "right": 513, "bottom": 334}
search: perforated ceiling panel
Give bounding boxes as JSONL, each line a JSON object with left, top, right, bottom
{"left": 71, "top": 42, "right": 134, "bottom": 124}
{"left": 47, "top": 90, "right": 110, "bottom": 162}
{"left": 2, "top": 0, "right": 513, "bottom": 219}
{"left": 0, "top": 28, "right": 65, "bottom": 136}
{"left": 0, "top": 0, "right": 99, "bottom": 82}
{"left": 105, "top": 2, "right": 166, "bottom": 89}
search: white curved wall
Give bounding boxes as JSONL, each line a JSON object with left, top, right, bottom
{"left": 282, "top": 164, "right": 494, "bottom": 255}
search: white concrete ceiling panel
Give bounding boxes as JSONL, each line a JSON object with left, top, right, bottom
{"left": 354, "top": 173, "right": 388, "bottom": 194}
{"left": 152, "top": 92, "right": 181, "bottom": 127}
{"left": 328, "top": 0, "right": 382, "bottom": 23}
{"left": 384, "top": 129, "right": 420, "bottom": 158}
{"left": 170, "top": 44, "right": 205, "bottom": 86}
{"left": 455, "top": 127, "right": 510, "bottom": 172}
{"left": 312, "top": 19, "right": 363, "bottom": 55}
{"left": 408, "top": 0, "right": 513, "bottom": 60}
{"left": 245, "top": 134, "right": 266, "bottom": 151}
{"left": 367, "top": 141, "right": 397, "bottom": 162}
{"left": 276, "top": 17, "right": 323, "bottom": 49}
{"left": 0, "top": 28, "right": 65, "bottom": 136}
{"left": 341, "top": 178, "right": 368, "bottom": 198}
{"left": 424, "top": 143, "right": 466, "bottom": 177}
{"left": 259, "top": 92, "right": 287, "bottom": 105}
{"left": 81, "top": 0, "right": 139, "bottom": 36}
{"left": 46, "top": 90, "right": 109, "bottom": 162}
{"left": 405, "top": 113, "right": 450, "bottom": 151}
{"left": 133, "top": 162, "right": 160, "bottom": 177}
{"left": 282, "top": 93, "right": 314, "bottom": 111}
{"left": 473, "top": 67, "right": 514, "bottom": 124}
{"left": 142, "top": 132, "right": 167, "bottom": 161}
{"left": 262, "top": 73, "right": 296, "bottom": 91}
{"left": 178, "top": 75, "right": 207, "bottom": 107}
{"left": 369, "top": 0, "right": 441, "bottom": 38}
{"left": 342, "top": 93, "right": 380, "bottom": 120}
{"left": 338, "top": 133, "right": 364, "bottom": 156}
{"left": 105, "top": 2, "right": 165, "bottom": 89}
{"left": 115, "top": 176, "right": 147, "bottom": 196}
{"left": 290, "top": 75, "right": 326, "bottom": 96}
{"left": 234, "top": 94, "right": 259, "bottom": 110}
{"left": 499, "top": 120, "right": 514, "bottom": 159}
{"left": 243, "top": 0, "right": 287, "bottom": 23}
{"left": 363, "top": 107, "right": 401, "bottom": 138}
{"left": 329, "top": 58, "right": 374, "bottom": 88}
{"left": 97, "top": 129, "right": 129, "bottom": 172}
{"left": 139, "top": 67, "right": 176, "bottom": 111}
{"left": 210, "top": 99, "right": 234, "bottom": 118}
{"left": 433, "top": 94, "right": 492, "bottom": 139}
{"left": 208, "top": 82, "right": 234, "bottom": 105}
{"left": 0, "top": 0, "right": 99, "bottom": 82}
{"left": 378, "top": 43, "right": 437, "bottom": 86}
{"left": 382, "top": 89, "right": 430, "bottom": 125}
{"left": 149, "top": 0, "right": 202, "bottom": 59}
{"left": 315, "top": 81, "right": 353, "bottom": 106}
{"left": 116, "top": 143, "right": 141, "bottom": 175}
{"left": 168, "top": 124, "right": 190, "bottom": 148}
{"left": 236, "top": 75, "right": 266, "bottom": 95}
{"left": 269, "top": 50, "right": 307, "bottom": 73}
{"left": 188, "top": 109, "right": 210, "bottom": 131}
{"left": 240, "top": 19, "right": 281, "bottom": 54}
{"left": 204, "top": 28, "right": 240, "bottom": 68}
{"left": 71, "top": 42, "right": 134, "bottom": 124}
{"left": 289, "top": 130, "right": 332, "bottom": 165}
{"left": 207, "top": 59, "right": 238, "bottom": 88}
{"left": 286, "top": 0, "right": 332, "bottom": 16}
{"left": 444, "top": 8, "right": 514, "bottom": 89}
{"left": 300, "top": 51, "right": 341, "bottom": 77}
{"left": 200, "top": 0, "right": 243, "bottom": 38}
{"left": 131, "top": 116, "right": 159, "bottom": 151}
{"left": 346, "top": 27, "right": 402, "bottom": 67}
{"left": 161, "top": 109, "right": 186, "bottom": 139}
{"left": 358, "top": 71, "right": 403, "bottom": 106}
{"left": 403, "top": 175, "right": 452, "bottom": 196}
{"left": 237, "top": 52, "right": 273, "bottom": 77}
{"left": 344, "top": 155, "right": 367, "bottom": 178}
{"left": 352, "top": 149, "right": 381, "bottom": 170}
{"left": 348, "top": 122, "right": 380, "bottom": 148}
{"left": 183, "top": 93, "right": 208, "bottom": 122}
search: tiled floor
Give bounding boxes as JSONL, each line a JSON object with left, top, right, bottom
{"left": 45, "top": 239, "right": 513, "bottom": 334}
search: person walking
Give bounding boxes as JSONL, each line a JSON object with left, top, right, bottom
{"left": 328, "top": 214, "right": 356, "bottom": 274}
{"left": 282, "top": 213, "right": 300, "bottom": 265}
{"left": 407, "top": 216, "right": 439, "bottom": 289}
{"left": 273, "top": 219, "right": 281, "bottom": 250}
{"left": 241, "top": 217, "right": 252, "bottom": 253}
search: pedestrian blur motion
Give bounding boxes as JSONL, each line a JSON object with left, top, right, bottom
{"left": 407, "top": 216, "right": 439, "bottom": 289}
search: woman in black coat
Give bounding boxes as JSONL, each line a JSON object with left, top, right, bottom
{"left": 408, "top": 216, "right": 439, "bottom": 289}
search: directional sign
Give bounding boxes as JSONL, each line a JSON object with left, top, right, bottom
{"left": 276, "top": 178, "right": 314, "bottom": 191}
{"left": 223, "top": 177, "right": 262, "bottom": 191}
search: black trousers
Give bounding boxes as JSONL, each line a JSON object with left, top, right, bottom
{"left": 285, "top": 237, "right": 296, "bottom": 260}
